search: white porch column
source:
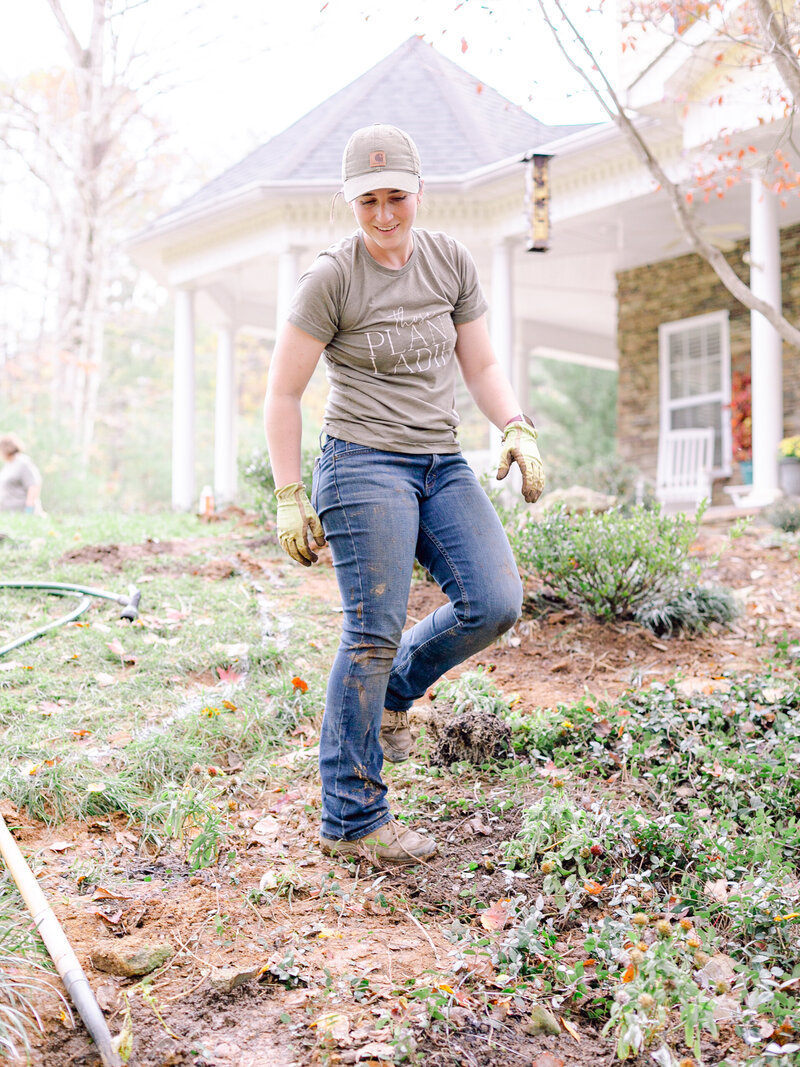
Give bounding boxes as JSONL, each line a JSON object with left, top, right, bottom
{"left": 749, "top": 179, "right": 783, "bottom": 504}
{"left": 276, "top": 247, "right": 303, "bottom": 330}
{"left": 172, "top": 288, "right": 195, "bottom": 511}
{"left": 214, "top": 322, "right": 237, "bottom": 506}
{"left": 490, "top": 239, "right": 515, "bottom": 455}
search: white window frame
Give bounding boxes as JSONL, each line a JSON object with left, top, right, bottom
{"left": 658, "top": 310, "right": 732, "bottom": 478}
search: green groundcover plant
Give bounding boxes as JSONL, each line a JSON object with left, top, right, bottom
{"left": 508, "top": 503, "right": 736, "bottom": 634}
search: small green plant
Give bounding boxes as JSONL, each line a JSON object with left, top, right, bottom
{"left": 240, "top": 447, "right": 317, "bottom": 521}
{"left": 431, "top": 667, "right": 512, "bottom": 717}
{"left": 602, "top": 927, "right": 718, "bottom": 1060}
{"left": 145, "top": 783, "right": 231, "bottom": 869}
{"left": 509, "top": 503, "right": 717, "bottom": 630}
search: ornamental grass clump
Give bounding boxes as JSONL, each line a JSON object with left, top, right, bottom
{"left": 510, "top": 503, "right": 734, "bottom": 633}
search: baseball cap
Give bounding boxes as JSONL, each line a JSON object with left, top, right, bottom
{"left": 341, "top": 124, "right": 422, "bottom": 203}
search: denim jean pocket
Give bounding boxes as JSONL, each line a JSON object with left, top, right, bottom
{"left": 310, "top": 455, "right": 321, "bottom": 512}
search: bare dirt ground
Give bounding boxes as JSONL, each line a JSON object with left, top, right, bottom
{"left": 8, "top": 518, "right": 800, "bottom": 1067}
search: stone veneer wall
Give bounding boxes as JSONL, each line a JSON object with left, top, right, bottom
{"left": 616, "top": 221, "right": 800, "bottom": 487}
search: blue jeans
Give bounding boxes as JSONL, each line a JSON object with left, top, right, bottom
{"left": 311, "top": 437, "right": 522, "bottom": 841}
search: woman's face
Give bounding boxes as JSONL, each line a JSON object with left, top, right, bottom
{"left": 351, "top": 187, "right": 421, "bottom": 259}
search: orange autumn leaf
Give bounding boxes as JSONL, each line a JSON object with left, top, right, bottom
{"left": 91, "top": 886, "right": 129, "bottom": 901}
{"left": 461, "top": 37, "right": 468, "bottom": 53}
{"left": 622, "top": 963, "right": 635, "bottom": 983}
{"left": 292, "top": 676, "right": 309, "bottom": 693}
{"left": 560, "top": 1015, "right": 581, "bottom": 1042}
{"left": 583, "top": 880, "right": 605, "bottom": 896}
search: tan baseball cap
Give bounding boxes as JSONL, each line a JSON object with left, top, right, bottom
{"left": 341, "top": 124, "right": 422, "bottom": 203}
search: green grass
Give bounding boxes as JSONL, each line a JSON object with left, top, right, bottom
{"left": 0, "top": 512, "right": 332, "bottom": 834}
{"left": 0, "top": 872, "right": 64, "bottom": 1061}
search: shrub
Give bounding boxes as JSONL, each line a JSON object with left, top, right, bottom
{"left": 239, "top": 448, "right": 317, "bottom": 521}
{"left": 766, "top": 498, "right": 800, "bottom": 534}
{"left": 634, "top": 584, "right": 737, "bottom": 636}
{"left": 510, "top": 503, "right": 732, "bottom": 631}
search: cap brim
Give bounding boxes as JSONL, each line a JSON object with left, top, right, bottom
{"left": 343, "top": 171, "right": 421, "bottom": 203}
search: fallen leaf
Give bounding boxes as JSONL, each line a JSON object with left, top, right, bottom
{"left": 583, "top": 880, "right": 605, "bottom": 896}
{"left": 107, "top": 730, "right": 132, "bottom": 747}
{"left": 340, "top": 1042, "right": 395, "bottom": 1063}
{"left": 95, "top": 672, "right": 117, "bottom": 688}
{"left": 480, "top": 899, "right": 513, "bottom": 931}
{"left": 532, "top": 1055, "right": 564, "bottom": 1067}
{"left": 216, "top": 665, "right": 243, "bottom": 684}
{"left": 313, "top": 1011, "right": 350, "bottom": 1043}
{"left": 94, "top": 908, "right": 124, "bottom": 926}
{"left": 94, "top": 981, "right": 121, "bottom": 1013}
{"left": 704, "top": 878, "right": 729, "bottom": 903}
{"left": 622, "top": 963, "right": 635, "bottom": 982}
{"left": 91, "top": 887, "right": 130, "bottom": 901}
{"left": 47, "top": 840, "right": 74, "bottom": 852}
{"left": 560, "top": 1015, "right": 581, "bottom": 1041}
{"left": 466, "top": 814, "right": 492, "bottom": 836}
{"left": 252, "top": 816, "right": 280, "bottom": 838}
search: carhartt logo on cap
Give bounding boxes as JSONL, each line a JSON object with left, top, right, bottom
{"left": 342, "top": 125, "right": 421, "bottom": 202}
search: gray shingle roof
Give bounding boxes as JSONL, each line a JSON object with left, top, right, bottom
{"left": 165, "top": 36, "right": 592, "bottom": 220}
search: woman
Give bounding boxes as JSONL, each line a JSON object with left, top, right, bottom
{"left": 0, "top": 433, "right": 44, "bottom": 514}
{"left": 264, "top": 124, "right": 544, "bottom": 866}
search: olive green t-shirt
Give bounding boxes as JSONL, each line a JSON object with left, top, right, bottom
{"left": 286, "top": 229, "right": 488, "bottom": 454}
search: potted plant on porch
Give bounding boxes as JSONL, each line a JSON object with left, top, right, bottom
{"left": 727, "top": 372, "right": 752, "bottom": 484}
{"left": 778, "top": 435, "right": 800, "bottom": 496}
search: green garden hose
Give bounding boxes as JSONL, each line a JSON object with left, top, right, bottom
{"left": 0, "top": 581, "right": 141, "bottom": 658}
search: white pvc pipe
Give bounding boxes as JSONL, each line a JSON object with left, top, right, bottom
{"left": 0, "top": 814, "right": 122, "bottom": 1067}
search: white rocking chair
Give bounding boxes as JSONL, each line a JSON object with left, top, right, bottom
{"left": 655, "top": 428, "right": 715, "bottom": 512}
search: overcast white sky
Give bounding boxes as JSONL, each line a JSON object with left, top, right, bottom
{"left": 2, "top": 0, "right": 614, "bottom": 171}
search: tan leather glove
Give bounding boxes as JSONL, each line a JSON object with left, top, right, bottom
{"left": 496, "top": 421, "right": 545, "bottom": 503}
{"left": 275, "top": 482, "right": 326, "bottom": 566}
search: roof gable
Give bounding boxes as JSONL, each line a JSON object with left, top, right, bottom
{"left": 166, "top": 36, "right": 590, "bottom": 219}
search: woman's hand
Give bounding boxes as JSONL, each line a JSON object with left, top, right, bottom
{"left": 275, "top": 482, "right": 326, "bottom": 566}
{"left": 496, "top": 422, "right": 545, "bottom": 503}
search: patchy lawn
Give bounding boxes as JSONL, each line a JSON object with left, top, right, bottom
{"left": 0, "top": 509, "right": 798, "bottom": 1067}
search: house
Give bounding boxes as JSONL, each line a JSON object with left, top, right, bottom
{"left": 128, "top": 29, "right": 800, "bottom": 511}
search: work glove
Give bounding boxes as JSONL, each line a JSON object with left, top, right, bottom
{"left": 275, "top": 482, "right": 326, "bottom": 566}
{"left": 496, "top": 421, "right": 545, "bottom": 503}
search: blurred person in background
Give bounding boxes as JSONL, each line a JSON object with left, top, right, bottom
{"left": 0, "top": 433, "right": 45, "bottom": 515}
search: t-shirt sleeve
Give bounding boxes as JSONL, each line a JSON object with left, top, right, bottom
{"left": 286, "top": 254, "right": 344, "bottom": 345}
{"left": 451, "top": 241, "right": 488, "bottom": 325}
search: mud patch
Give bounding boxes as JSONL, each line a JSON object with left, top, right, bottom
{"left": 426, "top": 706, "right": 512, "bottom": 767}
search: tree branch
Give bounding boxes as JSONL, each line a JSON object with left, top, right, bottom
{"left": 537, "top": 0, "right": 800, "bottom": 350}
{"left": 44, "top": 0, "right": 86, "bottom": 66}
{"left": 753, "top": 0, "right": 800, "bottom": 104}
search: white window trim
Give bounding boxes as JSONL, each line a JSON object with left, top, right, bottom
{"left": 658, "top": 310, "right": 732, "bottom": 478}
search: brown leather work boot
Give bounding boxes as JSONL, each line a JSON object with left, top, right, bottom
{"left": 319, "top": 819, "right": 437, "bottom": 866}
{"left": 380, "top": 708, "right": 412, "bottom": 763}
